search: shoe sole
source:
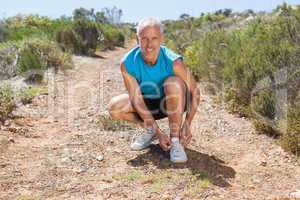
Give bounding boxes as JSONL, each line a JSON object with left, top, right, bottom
{"left": 130, "top": 143, "right": 152, "bottom": 151}
{"left": 171, "top": 159, "right": 188, "bottom": 163}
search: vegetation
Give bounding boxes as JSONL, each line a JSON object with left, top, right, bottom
{"left": 1, "top": 6, "right": 130, "bottom": 56}
{"left": 0, "top": 7, "right": 133, "bottom": 122}
{"left": 97, "top": 115, "right": 133, "bottom": 131}
{"left": 0, "top": 84, "right": 15, "bottom": 123}
{"left": 165, "top": 3, "right": 300, "bottom": 154}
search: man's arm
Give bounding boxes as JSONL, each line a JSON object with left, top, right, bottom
{"left": 120, "top": 63, "right": 165, "bottom": 138}
{"left": 173, "top": 60, "right": 201, "bottom": 125}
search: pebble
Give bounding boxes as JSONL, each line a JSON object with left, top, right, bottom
{"left": 0, "top": 135, "right": 9, "bottom": 146}
{"left": 290, "top": 190, "right": 300, "bottom": 199}
{"left": 4, "top": 120, "right": 11, "bottom": 126}
{"left": 260, "top": 161, "right": 267, "bottom": 167}
{"left": 95, "top": 155, "right": 104, "bottom": 161}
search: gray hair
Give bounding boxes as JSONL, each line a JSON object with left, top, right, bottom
{"left": 136, "top": 17, "right": 164, "bottom": 36}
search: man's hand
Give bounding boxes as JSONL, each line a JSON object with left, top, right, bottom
{"left": 157, "top": 132, "right": 171, "bottom": 151}
{"left": 180, "top": 121, "right": 192, "bottom": 147}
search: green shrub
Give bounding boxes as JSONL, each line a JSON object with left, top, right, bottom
{"left": 56, "top": 26, "right": 80, "bottom": 53}
{"left": 100, "top": 24, "right": 125, "bottom": 50}
{"left": 252, "top": 90, "right": 276, "bottom": 119}
{"left": 17, "top": 37, "right": 73, "bottom": 77}
{"left": 0, "top": 20, "right": 7, "bottom": 42}
{"left": 97, "top": 115, "right": 133, "bottom": 131}
{"left": 0, "top": 42, "right": 19, "bottom": 80}
{"left": 166, "top": 4, "right": 300, "bottom": 154}
{"left": 4, "top": 15, "right": 54, "bottom": 41}
{"left": 17, "top": 86, "right": 46, "bottom": 104}
{"left": 0, "top": 85, "right": 15, "bottom": 123}
{"left": 56, "top": 20, "right": 99, "bottom": 55}
{"left": 280, "top": 95, "right": 300, "bottom": 154}
{"left": 72, "top": 20, "right": 99, "bottom": 55}
{"left": 251, "top": 89, "right": 279, "bottom": 136}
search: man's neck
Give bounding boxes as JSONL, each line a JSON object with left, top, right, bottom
{"left": 144, "top": 59, "right": 157, "bottom": 65}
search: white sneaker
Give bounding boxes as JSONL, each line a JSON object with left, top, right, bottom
{"left": 130, "top": 128, "right": 155, "bottom": 150}
{"left": 170, "top": 137, "right": 188, "bottom": 163}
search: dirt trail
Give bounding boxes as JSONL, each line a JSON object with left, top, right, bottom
{"left": 0, "top": 41, "right": 299, "bottom": 200}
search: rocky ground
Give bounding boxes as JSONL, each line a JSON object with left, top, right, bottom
{"left": 0, "top": 41, "right": 299, "bottom": 200}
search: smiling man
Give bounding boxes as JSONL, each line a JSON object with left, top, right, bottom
{"left": 108, "top": 17, "right": 200, "bottom": 163}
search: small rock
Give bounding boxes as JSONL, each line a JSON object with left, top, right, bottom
{"left": 8, "top": 138, "right": 15, "bottom": 143}
{"left": 4, "top": 120, "right": 11, "bottom": 126}
{"left": 290, "top": 190, "right": 300, "bottom": 199}
{"left": 0, "top": 136, "right": 9, "bottom": 146}
{"left": 75, "top": 167, "right": 87, "bottom": 174}
{"left": 260, "top": 161, "right": 267, "bottom": 167}
{"left": 95, "top": 155, "right": 104, "bottom": 161}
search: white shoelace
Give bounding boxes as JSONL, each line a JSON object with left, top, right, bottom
{"left": 136, "top": 128, "right": 154, "bottom": 143}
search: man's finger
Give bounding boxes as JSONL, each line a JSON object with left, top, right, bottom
{"left": 161, "top": 142, "right": 170, "bottom": 151}
{"left": 186, "top": 135, "right": 192, "bottom": 146}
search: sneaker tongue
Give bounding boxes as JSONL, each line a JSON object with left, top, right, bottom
{"left": 146, "top": 127, "right": 154, "bottom": 135}
{"left": 171, "top": 137, "right": 180, "bottom": 143}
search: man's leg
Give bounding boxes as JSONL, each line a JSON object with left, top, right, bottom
{"left": 163, "top": 76, "right": 187, "bottom": 138}
{"left": 108, "top": 94, "right": 146, "bottom": 128}
{"left": 108, "top": 94, "right": 156, "bottom": 150}
{"left": 164, "top": 76, "right": 188, "bottom": 163}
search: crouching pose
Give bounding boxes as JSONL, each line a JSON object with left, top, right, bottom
{"left": 108, "top": 17, "right": 200, "bottom": 163}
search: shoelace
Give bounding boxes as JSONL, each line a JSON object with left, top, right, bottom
{"left": 172, "top": 143, "right": 182, "bottom": 154}
{"left": 136, "top": 129, "right": 154, "bottom": 143}
{"left": 136, "top": 134, "right": 151, "bottom": 143}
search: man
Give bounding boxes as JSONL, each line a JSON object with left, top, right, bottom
{"left": 108, "top": 17, "right": 200, "bottom": 163}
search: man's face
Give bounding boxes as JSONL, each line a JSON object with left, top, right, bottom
{"left": 138, "top": 25, "right": 163, "bottom": 65}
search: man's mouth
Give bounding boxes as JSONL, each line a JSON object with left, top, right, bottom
{"left": 145, "top": 48, "right": 154, "bottom": 53}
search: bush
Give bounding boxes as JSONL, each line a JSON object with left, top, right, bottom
{"left": 100, "top": 24, "right": 125, "bottom": 50}
{"left": 18, "top": 37, "right": 73, "bottom": 78}
{"left": 0, "top": 42, "right": 19, "bottom": 80}
{"left": 166, "top": 5, "right": 300, "bottom": 154}
{"left": 56, "top": 20, "right": 99, "bottom": 55}
{"left": 17, "top": 86, "right": 46, "bottom": 104}
{"left": 4, "top": 15, "right": 54, "bottom": 41}
{"left": 72, "top": 20, "right": 99, "bottom": 54}
{"left": 97, "top": 115, "right": 133, "bottom": 131}
{"left": 0, "top": 85, "right": 15, "bottom": 123}
{"left": 280, "top": 94, "right": 300, "bottom": 154}
{"left": 0, "top": 20, "right": 7, "bottom": 42}
{"left": 56, "top": 26, "right": 80, "bottom": 53}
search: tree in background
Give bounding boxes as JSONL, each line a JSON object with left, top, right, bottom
{"left": 179, "top": 13, "right": 191, "bottom": 20}
{"left": 214, "top": 8, "right": 232, "bottom": 17}
{"left": 0, "top": 19, "right": 7, "bottom": 42}
{"left": 102, "top": 6, "right": 123, "bottom": 25}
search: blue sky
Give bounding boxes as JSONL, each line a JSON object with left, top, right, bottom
{"left": 1, "top": 0, "right": 300, "bottom": 22}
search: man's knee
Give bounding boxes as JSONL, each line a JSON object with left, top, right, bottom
{"left": 164, "top": 76, "right": 186, "bottom": 93}
{"left": 108, "top": 97, "right": 123, "bottom": 120}
{"left": 108, "top": 95, "right": 131, "bottom": 120}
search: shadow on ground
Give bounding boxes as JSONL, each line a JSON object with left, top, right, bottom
{"left": 127, "top": 144, "right": 236, "bottom": 187}
{"left": 92, "top": 53, "right": 107, "bottom": 59}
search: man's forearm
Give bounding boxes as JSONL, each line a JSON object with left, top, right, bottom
{"left": 185, "top": 88, "right": 201, "bottom": 125}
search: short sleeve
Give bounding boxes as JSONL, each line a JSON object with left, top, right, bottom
{"left": 165, "top": 47, "right": 183, "bottom": 62}
{"left": 121, "top": 47, "right": 139, "bottom": 80}
{"left": 161, "top": 46, "right": 183, "bottom": 75}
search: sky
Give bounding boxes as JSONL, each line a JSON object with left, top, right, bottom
{"left": 1, "top": 0, "right": 300, "bottom": 23}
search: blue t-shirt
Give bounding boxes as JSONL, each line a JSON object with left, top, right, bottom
{"left": 121, "top": 45, "right": 183, "bottom": 99}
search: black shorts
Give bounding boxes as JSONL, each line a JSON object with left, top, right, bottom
{"left": 137, "top": 91, "right": 190, "bottom": 120}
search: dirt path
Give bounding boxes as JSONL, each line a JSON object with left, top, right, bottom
{"left": 0, "top": 41, "right": 299, "bottom": 200}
